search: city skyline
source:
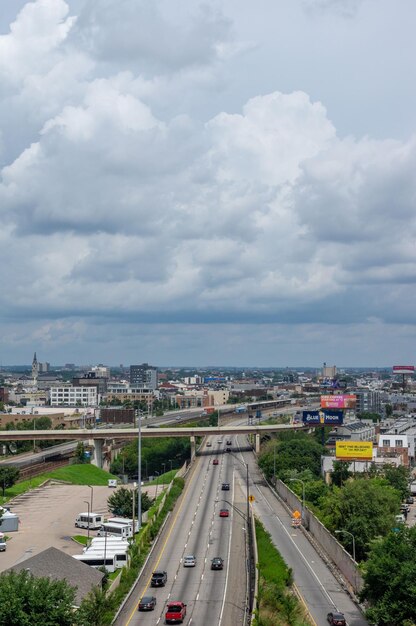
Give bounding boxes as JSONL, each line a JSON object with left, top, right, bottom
{"left": 1, "top": 0, "right": 416, "bottom": 366}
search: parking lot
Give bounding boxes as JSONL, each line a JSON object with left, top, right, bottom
{"left": 0, "top": 482, "right": 158, "bottom": 571}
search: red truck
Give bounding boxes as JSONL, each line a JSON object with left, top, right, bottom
{"left": 165, "top": 601, "right": 187, "bottom": 624}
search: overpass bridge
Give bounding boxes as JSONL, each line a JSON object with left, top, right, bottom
{"left": 0, "top": 424, "right": 306, "bottom": 468}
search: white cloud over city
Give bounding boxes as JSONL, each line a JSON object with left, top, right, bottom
{"left": 1, "top": 0, "right": 416, "bottom": 366}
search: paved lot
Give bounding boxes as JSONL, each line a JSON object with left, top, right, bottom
{"left": 0, "top": 482, "right": 159, "bottom": 571}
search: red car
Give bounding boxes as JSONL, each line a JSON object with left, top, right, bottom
{"left": 219, "top": 509, "right": 229, "bottom": 517}
{"left": 327, "top": 612, "right": 346, "bottom": 626}
{"left": 165, "top": 601, "right": 187, "bottom": 624}
{"left": 213, "top": 459, "right": 219, "bottom": 465}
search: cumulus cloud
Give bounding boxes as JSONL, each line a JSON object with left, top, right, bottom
{"left": 0, "top": 0, "right": 415, "bottom": 365}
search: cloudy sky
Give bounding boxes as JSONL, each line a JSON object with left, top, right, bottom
{"left": 1, "top": 0, "right": 416, "bottom": 368}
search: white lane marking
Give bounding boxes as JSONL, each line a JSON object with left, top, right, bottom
{"left": 196, "top": 593, "right": 199, "bottom": 600}
{"left": 218, "top": 468, "right": 235, "bottom": 625}
{"left": 253, "top": 478, "right": 334, "bottom": 606}
{"left": 201, "top": 574, "right": 204, "bottom": 580}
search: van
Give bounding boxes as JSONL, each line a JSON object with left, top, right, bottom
{"left": 97, "top": 522, "right": 132, "bottom": 539}
{"left": 108, "top": 479, "right": 118, "bottom": 488}
{"left": 395, "top": 514, "right": 406, "bottom": 524}
{"left": 75, "top": 513, "right": 103, "bottom": 530}
{"left": 0, "top": 539, "right": 6, "bottom": 552}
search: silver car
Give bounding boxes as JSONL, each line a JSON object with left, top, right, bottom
{"left": 183, "top": 555, "right": 196, "bottom": 567}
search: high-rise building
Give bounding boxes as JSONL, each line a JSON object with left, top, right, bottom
{"left": 130, "top": 363, "right": 158, "bottom": 390}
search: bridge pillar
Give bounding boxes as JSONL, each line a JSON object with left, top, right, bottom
{"left": 190, "top": 436, "right": 196, "bottom": 461}
{"left": 255, "top": 434, "right": 260, "bottom": 454}
{"left": 90, "top": 439, "right": 104, "bottom": 469}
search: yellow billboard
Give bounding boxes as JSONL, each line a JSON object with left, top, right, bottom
{"left": 335, "top": 441, "right": 373, "bottom": 461}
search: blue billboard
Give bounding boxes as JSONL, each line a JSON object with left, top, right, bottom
{"left": 302, "top": 410, "right": 343, "bottom": 425}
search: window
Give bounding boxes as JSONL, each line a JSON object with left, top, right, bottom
{"left": 382, "top": 439, "right": 390, "bottom": 447}
{"left": 395, "top": 440, "right": 403, "bottom": 447}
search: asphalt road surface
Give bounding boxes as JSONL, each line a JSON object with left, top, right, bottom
{"left": 115, "top": 437, "right": 248, "bottom": 626}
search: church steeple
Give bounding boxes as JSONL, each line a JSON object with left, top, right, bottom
{"left": 32, "top": 352, "right": 39, "bottom": 383}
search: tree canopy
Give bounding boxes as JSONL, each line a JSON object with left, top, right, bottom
{"left": 107, "top": 487, "right": 153, "bottom": 518}
{"left": 360, "top": 526, "right": 416, "bottom": 626}
{"left": 318, "top": 478, "right": 401, "bottom": 560}
{"left": 258, "top": 433, "right": 323, "bottom": 480}
{"left": 0, "top": 570, "right": 75, "bottom": 626}
{"left": 110, "top": 437, "right": 190, "bottom": 478}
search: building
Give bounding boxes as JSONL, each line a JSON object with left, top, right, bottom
{"left": 354, "top": 390, "right": 382, "bottom": 415}
{"left": 130, "top": 364, "right": 158, "bottom": 390}
{"left": 377, "top": 433, "right": 409, "bottom": 466}
{"left": 31, "top": 352, "right": 38, "bottom": 383}
{"left": 50, "top": 386, "right": 98, "bottom": 407}
{"left": 7, "top": 547, "right": 104, "bottom": 607}
{"left": 91, "top": 365, "right": 110, "bottom": 379}
{"left": 73, "top": 372, "right": 108, "bottom": 394}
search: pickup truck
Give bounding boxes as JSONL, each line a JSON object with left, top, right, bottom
{"left": 165, "top": 601, "right": 186, "bottom": 623}
{"left": 151, "top": 570, "right": 167, "bottom": 587}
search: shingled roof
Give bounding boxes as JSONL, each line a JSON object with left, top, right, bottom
{"left": 7, "top": 546, "right": 104, "bottom": 606}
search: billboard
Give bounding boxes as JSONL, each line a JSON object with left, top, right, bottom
{"left": 393, "top": 366, "right": 415, "bottom": 375}
{"left": 302, "top": 410, "right": 343, "bottom": 425}
{"left": 335, "top": 441, "right": 373, "bottom": 461}
{"left": 321, "top": 394, "right": 356, "bottom": 409}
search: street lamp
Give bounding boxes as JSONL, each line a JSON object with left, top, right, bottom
{"left": 229, "top": 451, "right": 252, "bottom": 615}
{"left": 87, "top": 485, "right": 93, "bottom": 513}
{"left": 137, "top": 409, "right": 142, "bottom": 534}
{"left": 169, "top": 459, "right": 173, "bottom": 472}
{"left": 162, "top": 462, "right": 166, "bottom": 476}
{"left": 335, "top": 529, "right": 356, "bottom": 562}
{"left": 154, "top": 471, "right": 160, "bottom": 500}
{"left": 84, "top": 500, "right": 91, "bottom": 544}
{"left": 288, "top": 478, "right": 305, "bottom": 522}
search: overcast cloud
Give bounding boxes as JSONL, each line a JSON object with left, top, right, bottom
{"left": 1, "top": 0, "right": 416, "bottom": 367}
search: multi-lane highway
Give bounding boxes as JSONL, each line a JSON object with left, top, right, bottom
{"left": 116, "top": 437, "right": 248, "bottom": 626}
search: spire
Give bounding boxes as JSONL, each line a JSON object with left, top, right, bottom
{"left": 33, "top": 352, "right": 38, "bottom": 365}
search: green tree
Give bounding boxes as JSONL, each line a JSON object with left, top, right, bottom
{"left": 383, "top": 465, "right": 410, "bottom": 500}
{"left": 360, "top": 526, "right": 416, "bottom": 626}
{"left": 75, "top": 586, "right": 112, "bottom": 626}
{"left": 331, "top": 461, "right": 352, "bottom": 487}
{"left": 319, "top": 478, "right": 400, "bottom": 560}
{"left": 0, "top": 466, "right": 20, "bottom": 496}
{"left": 385, "top": 403, "right": 393, "bottom": 418}
{"left": 74, "top": 442, "right": 90, "bottom": 464}
{"left": 107, "top": 487, "right": 153, "bottom": 518}
{"left": 0, "top": 570, "right": 75, "bottom": 626}
{"left": 258, "top": 434, "right": 323, "bottom": 480}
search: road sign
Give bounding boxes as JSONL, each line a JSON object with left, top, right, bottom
{"left": 248, "top": 495, "right": 255, "bottom": 502}
{"left": 292, "top": 509, "right": 301, "bottom": 519}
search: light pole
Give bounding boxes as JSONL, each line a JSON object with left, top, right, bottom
{"left": 88, "top": 485, "right": 93, "bottom": 513}
{"left": 335, "top": 529, "right": 356, "bottom": 562}
{"left": 288, "top": 478, "right": 305, "bottom": 522}
{"left": 230, "top": 451, "right": 252, "bottom": 615}
{"left": 162, "top": 462, "right": 166, "bottom": 476}
{"left": 137, "top": 409, "right": 142, "bottom": 534}
{"left": 154, "top": 471, "right": 160, "bottom": 500}
{"left": 33, "top": 417, "right": 36, "bottom": 453}
{"left": 84, "top": 500, "right": 90, "bottom": 544}
{"left": 169, "top": 459, "right": 173, "bottom": 472}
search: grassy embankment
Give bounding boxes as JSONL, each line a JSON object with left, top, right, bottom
{"left": 254, "top": 518, "right": 311, "bottom": 626}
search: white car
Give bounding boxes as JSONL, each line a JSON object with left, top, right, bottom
{"left": 183, "top": 555, "right": 196, "bottom": 567}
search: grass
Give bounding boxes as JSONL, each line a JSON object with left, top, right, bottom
{"left": 0, "top": 464, "right": 117, "bottom": 503}
{"left": 146, "top": 469, "right": 177, "bottom": 485}
{"left": 254, "top": 518, "right": 310, "bottom": 626}
{"left": 72, "top": 535, "right": 89, "bottom": 545}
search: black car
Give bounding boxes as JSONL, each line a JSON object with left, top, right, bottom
{"left": 406, "top": 496, "right": 414, "bottom": 504}
{"left": 327, "top": 611, "right": 346, "bottom": 626}
{"left": 151, "top": 570, "right": 167, "bottom": 587}
{"left": 211, "top": 557, "right": 224, "bottom": 570}
{"left": 226, "top": 440, "right": 232, "bottom": 445}
{"left": 225, "top": 447, "right": 231, "bottom": 452}
{"left": 138, "top": 596, "right": 156, "bottom": 611}
{"left": 221, "top": 483, "right": 230, "bottom": 491}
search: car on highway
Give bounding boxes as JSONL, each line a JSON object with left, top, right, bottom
{"left": 138, "top": 596, "right": 156, "bottom": 611}
{"left": 327, "top": 611, "right": 346, "bottom": 626}
{"left": 213, "top": 459, "right": 219, "bottom": 465}
{"left": 221, "top": 483, "right": 230, "bottom": 491}
{"left": 217, "top": 439, "right": 223, "bottom": 444}
{"left": 183, "top": 555, "right": 196, "bottom": 567}
{"left": 226, "top": 440, "right": 232, "bottom": 445}
{"left": 225, "top": 447, "right": 231, "bottom": 452}
{"left": 165, "top": 601, "right": 187, "bottom": 624}
{"left": 206, "top": 441, "right": 212, "bottom": 447}
{"left": 151, "top": 570, "right": 167, "bottom": 587}
{"left": 219, "top": 509, "right": 229, "bottom": 517}
{"left": 211, "top": 557, "right": 224, "bottom": 570}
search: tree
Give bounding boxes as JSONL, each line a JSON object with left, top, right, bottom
{"left": 0, "top": 466, "right": 20, "bottom": 496}
{"left": 360, "top": 526, "right": 416, "bottom": 626}
{"left": 74, "top": 442, "right": 90, "bottom": 464}
{"left": 319, "top": 478, "right": 400, "bottom": 560}
{"left": 75, "top": 586, "right": 112, "bottom": 626}
{"left": 107, "top": 487, "right": 153, "bottom": 518}
{"left": 330, "top": 461, "right": 352, "bottom": 487}
{"left": 0, "top": 570, "right": 75, "bottom": 626}
{"left": 258, "top": 434, "right": 323, "bottom": 480}
{"left": 385, "top": 403, "right": 393, "bottom": 418}
{"left": 383, "top": 465, "right": 410, "bottom": 500}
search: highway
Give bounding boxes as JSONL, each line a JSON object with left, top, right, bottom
{"left": 234, "top": 441, "right": 368, "bottom": 626}
{"left": 115, "top": 437, "right": 248, "bottom": 626}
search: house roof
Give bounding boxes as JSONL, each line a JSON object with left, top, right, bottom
{"left": 6, "top": 546, "right": 104, "bottom": 606}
